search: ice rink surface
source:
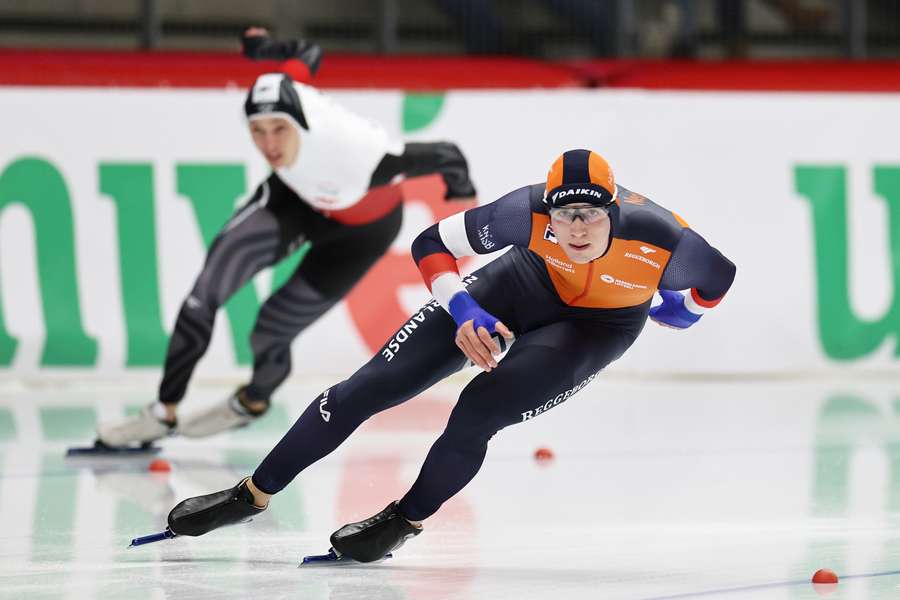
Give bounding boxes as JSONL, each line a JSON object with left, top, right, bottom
{"left": 2, "top": 376, "right": 900, "bottom": 599}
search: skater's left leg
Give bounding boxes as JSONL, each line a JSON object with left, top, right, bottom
{"left": 245, "top": 205, "right": 401, "bottom": 401}
{"left": 329, "top": 319, "right": 641, "bottom": 561}
{"left": 168, "top": 303, "right": 465, "bottom": 538}
{"left": 398, "top": 320, "right": 639, "bottom": 521}
{"left": 177, "top": 205, "right": 402, "bottom": 437}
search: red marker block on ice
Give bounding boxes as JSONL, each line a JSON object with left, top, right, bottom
{"left": 148, "top": 458, "right": 172, "bottom": 473}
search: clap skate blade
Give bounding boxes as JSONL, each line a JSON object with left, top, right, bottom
{"left": 67, "top": 440, "right": 161, "bottom": 457}
{"left": 300, "top": 548, "right": 393, "bottom": 566}
{"left": 129, "top": 527, "right": 177, "bottom": 548}
{"left": 129, "top": 518, "right": 253, "bottom": 549}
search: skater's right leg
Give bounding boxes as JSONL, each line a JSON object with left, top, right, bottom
{"left": 250, "top": 299, "right": 465, "bottom": 495}
{"left": 165, "top": 255, "right": 520, "bottom": 539}
{"left": 166, "top": 300, "right": 465, "bottom": 537}
{"left": 158, "top": 201, "right": 284, "bottom": 406}
{"left": 98, "top": 191, "right": 284, "bottom": 447}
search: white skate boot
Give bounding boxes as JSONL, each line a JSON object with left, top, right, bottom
{"left": 177, "top": 387, "right": 268, "bottom": 438}
{"left": 96, "top": 403, "right": 176, "bottom": 448}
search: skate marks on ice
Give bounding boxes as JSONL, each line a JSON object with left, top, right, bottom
{"left": 4, "top": 381, "right": 900, "bottom": 598}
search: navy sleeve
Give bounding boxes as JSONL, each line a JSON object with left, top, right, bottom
{"left": 461, "top": 185, "right": 534, "bottom": 254}
{"left": 411, "top": 184, "right": 534, "bottom": 264}
{"left": 659, "top": 229, "right": 736, "bottom": 301}
{"left": 411, "top": 223, "right": 447, "bottom": 264}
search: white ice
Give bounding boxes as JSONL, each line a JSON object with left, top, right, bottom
{"left": 1, "top": 376, "right": 899, "bottom": 599}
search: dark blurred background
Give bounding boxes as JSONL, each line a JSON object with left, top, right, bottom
{"left": 0, "top": 0, "right": 896, "bottom": 59}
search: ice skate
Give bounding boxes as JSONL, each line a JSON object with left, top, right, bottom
{"left": 167, "top": 477, "right": 266, "bottom": 537}
{"left": 177, "top": 386, "right": 268, "bottom": 438}
{"left": 70, "top": 403, "right": 175, "bottom": 455}
{"left": 326, "top": 501, "right": 422, "bottom": 563}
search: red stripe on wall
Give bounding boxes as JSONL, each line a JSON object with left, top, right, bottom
{"left": 570, "top": 59, "right": 900, "bottom": 93}
{"left": 1, "top": 50, "right": 898, "bottom": 91}
{"left": 0, "top": 50, "right": 580, "bottom": 89}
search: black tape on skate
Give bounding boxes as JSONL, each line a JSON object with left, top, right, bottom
{"left": 66, "top": 440, "right": 161, "bottom": 457}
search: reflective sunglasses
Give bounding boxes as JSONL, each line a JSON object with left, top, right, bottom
{"left": 548, "top": 206, "right": 609, "bottom": 224}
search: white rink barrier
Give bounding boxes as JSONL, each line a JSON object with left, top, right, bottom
{"left": 1, "top": 86, "right": 899, "bottom": 378}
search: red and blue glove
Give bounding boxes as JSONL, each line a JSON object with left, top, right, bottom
{"left": 649, "top": 290, "right": 702, "bottom": 330}
{"left": 448, "top": 291, "right": 500, "bottom": 332}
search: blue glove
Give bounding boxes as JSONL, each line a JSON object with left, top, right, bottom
{"left": 649, "top": 290, "right": 702, "bottom": 330}
{"left": 447, "top": 291, "right": 499, "bottom": 332}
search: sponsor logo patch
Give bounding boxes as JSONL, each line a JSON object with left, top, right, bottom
{"left": 478, "top": 224, "right": 495, "bottom": 250}
{"left": 380, "top": 275, "right": 479, "bottom": 363}
{"left": 599, "top": 273, "right": 648, "bottom": 290}
{"left": 551, "top": 188, "right": 606, "bottom": 203}
{"left": 521, "top": 369, "right": 602, "bottom": 421}
{"left": 620, "top": 190, "right": 647, "bottom": 205}
{"left": 543, "top": 224, "right": 558, "bottom": 244}
{"left": 319, "top": 388, "right": 331, "bottom": 422}
{"left": 545, "top": 255, "right": 575, "bottom": 274}
{"left": 624, "top": 251, "right": 661, "bottom": 270}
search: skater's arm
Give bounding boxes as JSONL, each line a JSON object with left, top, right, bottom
{"left": 411, "top": 187, "right": 528, "bottom": 369}
{"left": 651, "top": 229, "right": 736, "bottom": 329}
{"left": 411, "top": 184, "right": 532, "bottom": 309}
{"left": 241, "top": 27, "right": 322, "bottom": 83}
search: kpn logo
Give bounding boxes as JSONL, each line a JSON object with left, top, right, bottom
{"left": 795, "top": 165, "right": 900, "bottom": 361}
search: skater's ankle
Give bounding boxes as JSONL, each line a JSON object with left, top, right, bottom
{"left": 153, "top": 402, "right": 177, "bottom": 426}
{"left": 236, "top": 388, "right": 269, "bottom": 416}
{"left": 395, "top": 502, "right": 422, "bottom": 529}
{"left": 245, "top": 477, "right": 271, "bottom": 509}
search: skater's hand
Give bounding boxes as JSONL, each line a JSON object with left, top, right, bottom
{"left": 447, "top": 291, "right": 513, "bottom": 371}
{"left": 455, "top": 319, "right": 514, "bottom": 372}
{"left": 241, "top": 27, "right": 270, "bottom": 58}
{"left": 243, "top": 26, "right": 269, "bottom": 38}
{"left": 649, "top": 289, "right": 702, "bottom": 330}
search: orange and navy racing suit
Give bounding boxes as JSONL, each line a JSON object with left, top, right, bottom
{"left": 251, "top": 182, "right": 736, "bottom": 522}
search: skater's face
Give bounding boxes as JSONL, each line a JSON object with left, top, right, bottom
{"left": 550, "top": 203, "right": 611, "bottom": 263}
{"left": 249, "top": 117, "right": 300, "bottom": 168}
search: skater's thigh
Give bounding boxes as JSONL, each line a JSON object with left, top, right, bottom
{"left": 452, "top": 320, "right": 635, "bottom": 432}
{"left": 333, "top": 299, "right": 466, "bottom": 413}
{"left": 295, "top": 205, "right": 402, "bottom": 298}
{"left": 194, "top": 203, "right": 284, "bottom": 306}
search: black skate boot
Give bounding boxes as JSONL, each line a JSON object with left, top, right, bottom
{"left": 329, "top": 501, "right": 422, "bottom": 563}
{"left": 167, "top": 477, "right": 266, "bottom": 537}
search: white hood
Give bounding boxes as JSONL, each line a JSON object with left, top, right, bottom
{"left": 274, "top": 82, "right": 403, "bottom": 211}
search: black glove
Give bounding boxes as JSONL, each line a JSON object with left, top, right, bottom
{"left": 241, "top": 33, "right": 323, "bottom": 76}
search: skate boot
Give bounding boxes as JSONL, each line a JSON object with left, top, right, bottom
{"left": 167, "top": 477, "right": 266, "bottom": 537}
{"left": 329, "top": 501, "right": 422, "bottom": 563}
{"left": 177, "top": 386, "right": 268, "bottom": 438}
{"left": 96, "top": 402, "right": 175, "bottom": 448}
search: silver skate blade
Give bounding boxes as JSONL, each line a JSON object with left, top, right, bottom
{"left": 299, "top": 548, "right": 393, "bottom": 567}
{"left": 67, "top": 440, "right": 161, "bottom": 457}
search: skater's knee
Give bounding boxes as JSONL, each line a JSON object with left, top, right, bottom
{"left": 185, "top": 276, "right": 223, "bottom": 314}
{"left": 318, "top": 378, "right": 396, "bottom": 426}
{"left": 249, "top": 326, "right": 292, "bottom": 353}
